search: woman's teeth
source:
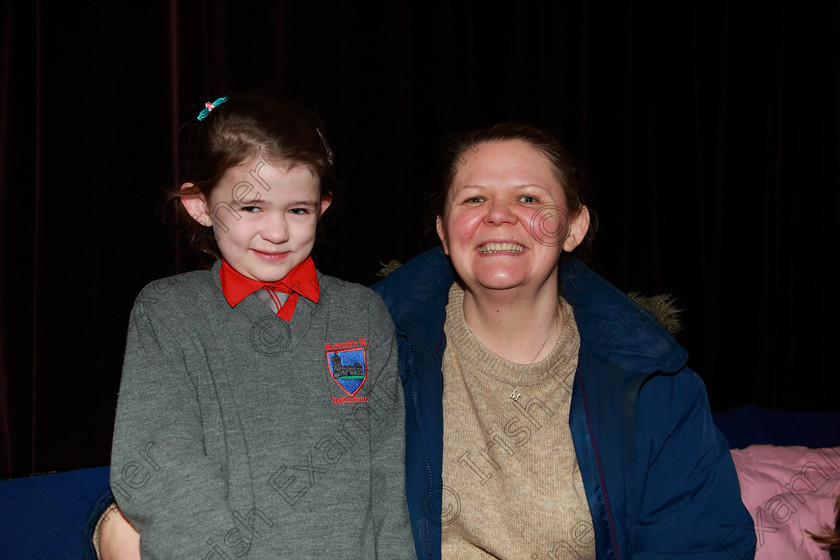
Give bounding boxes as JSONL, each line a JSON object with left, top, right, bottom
{"left": 479, "top": 243, "right": 524, "bottom": 254}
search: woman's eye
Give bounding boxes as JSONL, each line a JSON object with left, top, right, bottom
{"left": 519, "top": 195, "right": 538, "bottom": 203}
{"left": 465, "top": 196, "right": 485, "bottom": 203}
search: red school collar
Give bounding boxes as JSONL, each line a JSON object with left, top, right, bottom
{"left": 219, "top": 257, "right": 320, "bottom": 320}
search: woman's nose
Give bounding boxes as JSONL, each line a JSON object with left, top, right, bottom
{"left": 484, "top": 201, "right": 517, "bottom": 225}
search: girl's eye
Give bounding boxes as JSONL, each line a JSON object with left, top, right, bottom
{"left": 289, "top": 208, "right": 309, "bottom": 215}
{"left": 240, "top": 206, "right": 260, "bottom": 213}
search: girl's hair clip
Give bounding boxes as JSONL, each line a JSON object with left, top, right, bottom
{"left": 197, "top": 96, "right": 228, "bottom": 121}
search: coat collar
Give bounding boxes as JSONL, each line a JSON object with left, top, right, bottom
{"left": 378, "top": 248, "right": 688, "bottom": 377}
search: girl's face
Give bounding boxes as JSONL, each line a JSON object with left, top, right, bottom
{"left": 182, "top": 158, "right": 331, "bottom": 283}
{"left": 436, "top": 140, "right": 589, "bottom": 294}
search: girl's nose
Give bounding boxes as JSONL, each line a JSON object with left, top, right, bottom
{"left": 261, "top": 213, "right": 289, "bottom": 244}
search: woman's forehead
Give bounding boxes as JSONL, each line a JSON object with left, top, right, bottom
{"left": 451, "top": 140, "right": 560, "bottom": 190}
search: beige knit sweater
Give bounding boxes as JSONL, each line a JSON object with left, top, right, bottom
{"left": 441, "top": 283, "right": 596, "bottom": 559}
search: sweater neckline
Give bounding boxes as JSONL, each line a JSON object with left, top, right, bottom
{"left": 210, "top": 260, "right": 324, "bottom": 352}
{"left": 444, "top": 282, "right": 580, "bottom": 388}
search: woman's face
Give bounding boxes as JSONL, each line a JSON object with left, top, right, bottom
{"left": 436, "top": 139, "right": 589, "bottom": 294}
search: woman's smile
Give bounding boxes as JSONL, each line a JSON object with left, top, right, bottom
{"left": 478, "top": 242, "right": 525, "bottom": 254}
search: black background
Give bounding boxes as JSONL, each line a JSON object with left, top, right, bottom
{"left": 2, "top": 1, "right": 838, "bottom": 476}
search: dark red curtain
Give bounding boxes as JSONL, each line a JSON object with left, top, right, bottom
{"left": 2, "top": 1, "right": 838, "bottom": 476}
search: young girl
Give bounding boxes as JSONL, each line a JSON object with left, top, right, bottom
{"left": 108, "top": 93, "right": 414, "bottom": 558}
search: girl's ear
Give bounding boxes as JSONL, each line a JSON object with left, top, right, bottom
{"left": 319, "top": 193, "right": 332, "bottom": 217}
{"left": 180, "top": 183, "right": 213, "bottom": 227}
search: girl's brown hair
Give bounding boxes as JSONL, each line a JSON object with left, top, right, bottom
{"left": 810, "top": 494, "right": 840, "bottom": 560}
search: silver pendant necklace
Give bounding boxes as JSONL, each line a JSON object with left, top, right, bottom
{"left": 463, "top": 312, "right": 559, "bottom": 402}
{"left": 506, "top": 315, "right": 558, "bottom": 401}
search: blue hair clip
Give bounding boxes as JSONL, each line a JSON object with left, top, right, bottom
{"left": 197, "top": 96, "right": 228, "bottom": 121}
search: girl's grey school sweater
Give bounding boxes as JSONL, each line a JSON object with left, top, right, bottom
{"left": 110, "top": 262, "right": 414, "bottom": 559}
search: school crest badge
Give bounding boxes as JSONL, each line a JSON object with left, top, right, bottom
{"left": 326, "top": 347, "right": 367, "bottom": 396}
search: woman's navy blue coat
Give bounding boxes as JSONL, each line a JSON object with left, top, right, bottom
{"left": 373, "top": 248, "right": 756, "bottom": 560}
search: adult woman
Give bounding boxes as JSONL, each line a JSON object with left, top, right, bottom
{"left": 98, "top": 122, "right": 755, "bottom": 559}
{"left": 373, "top": 123, "right": 755, "bottom": 559}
